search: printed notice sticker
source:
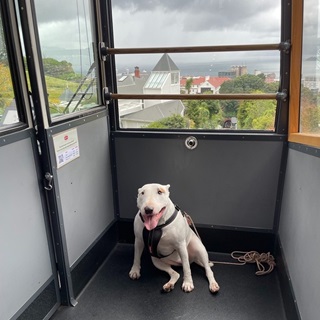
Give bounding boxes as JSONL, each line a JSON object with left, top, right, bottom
{"left": 53, "top": 128, "right": 80, "bottom": 169}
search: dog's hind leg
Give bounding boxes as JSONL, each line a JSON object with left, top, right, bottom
{"left": 151, "top": 257, "right": 180, "bottom": 292}
{"left": 189, "top": 235, "right": 220, "bottom": 293}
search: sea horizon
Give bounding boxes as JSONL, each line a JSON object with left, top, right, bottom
{"left": 116, "top": 60, "right": 281, "bottom": 78}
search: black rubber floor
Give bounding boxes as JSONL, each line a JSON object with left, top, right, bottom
{"left": 51, "top": 244, "right": 287, "bottom": 320}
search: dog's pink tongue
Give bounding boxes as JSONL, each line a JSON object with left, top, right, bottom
{"left": 144, "top": 215, "right": 160, "bottom": 231}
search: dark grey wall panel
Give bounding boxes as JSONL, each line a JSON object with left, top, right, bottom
{"left": 115, "top": 135, "right": 283, "bottom": 230}
{"left": 48, "top": 115, "right": 115, "bottom": 267}
{"left": 279, "top": 147, "right": 320, "bottom": 320}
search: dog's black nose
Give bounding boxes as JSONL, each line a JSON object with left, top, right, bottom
{"left": 144, "top": 206, "right": 154, "bottom": 215}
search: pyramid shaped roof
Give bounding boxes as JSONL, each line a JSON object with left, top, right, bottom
{"left": 152, "top": 53, "right": 179, "bottom": 72}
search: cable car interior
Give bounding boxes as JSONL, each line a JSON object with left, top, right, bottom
{"left": 1, "top": 0, "right": 319, "bottom": 319}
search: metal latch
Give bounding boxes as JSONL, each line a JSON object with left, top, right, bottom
{"left": 185, "top": 136, "right": 198, "bottom": 150}
{"left": 99, "top": 42, "right": 108, "bottom": 61}
{"left": 44, "top": 172, "right": 53, "bottom": 191}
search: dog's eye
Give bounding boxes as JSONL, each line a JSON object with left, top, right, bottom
{"left": 141, "top": 191, "right": 144, "bottom": 195}
{"left": 157, "top": 190, "right": 162, "bottom": 195}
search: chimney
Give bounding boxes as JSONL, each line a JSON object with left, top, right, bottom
{"left": 134, "top": 66, "right": 140, "bottom": 78}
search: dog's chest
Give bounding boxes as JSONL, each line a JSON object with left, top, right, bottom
{"left": 143, "top": 227, "right": 176, "bottom": 258}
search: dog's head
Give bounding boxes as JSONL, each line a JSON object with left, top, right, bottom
{"left": 137, "top": 183, "right": 171, "bottom": 231}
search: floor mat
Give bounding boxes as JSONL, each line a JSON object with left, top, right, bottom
{"left": 51, "top": 244, "right": 287, "bottom": 320}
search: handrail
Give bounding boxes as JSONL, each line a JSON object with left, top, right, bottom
{"left": 103, "top": 42, "right": 289, "bottom": 103}
{"left": 104, "top": 43, "right": 281, "bottom": 55}
{"left": 108, "top": 93, "right": 278, "bottom": 101}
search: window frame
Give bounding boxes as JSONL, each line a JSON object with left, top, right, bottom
{"left": 288, "top": 0, "right": 320, "bottom": 148}
{"left": 18, "top": 0, "right": 106, "bottom": 129}
{"left": 0, "top": 0, "right": 31, "bottom": 136}
{"left": 103, "top": 0, "right": 291, "bottom": 134}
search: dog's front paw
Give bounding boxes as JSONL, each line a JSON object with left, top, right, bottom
{"left": 162, "top": 282, "right": 175, "bottom": 292}
{"left": 209, "top": 281, "right": 220, "bottom": 293}
{"left": 129, "top": 266, "right": 141, "bottom": 280}
{"left": 182, "top": 280, "right": 194, "bottom": 292}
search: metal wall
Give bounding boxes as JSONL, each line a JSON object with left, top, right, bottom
{"left": 48, "top": 113, "right": 115, "bottom": 269}
{"left": 0, "top": 111, "right": 116, "bottom": 319}
{"left": 0, "top": 131, "right": 59, "bottom": 320}
{"left": 279, "top": 144, "right": 320, "bottom": 320}
{"left": 115, "top": 134, "right": 285, "bottom": 231}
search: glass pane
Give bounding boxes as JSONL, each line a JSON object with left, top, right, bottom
{"left": 300, "top": 0, "right": 320, "bottom": 134}
{"left": 116, "top": 52, "right": 279, "bottom": 131}
{"left": 34, "top": 0, "right": 98, "bottom": 120}
{"left": 112, "top": 1, "right": 281, "bottom": 131}
{"left": 0, "top": 15, "right": 18, "bottom": 127}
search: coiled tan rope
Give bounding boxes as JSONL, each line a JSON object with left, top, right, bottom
{"left": 213, "top": 251, "right": 276, "bottom": 276}
{"left": 184, "top": 212, "right": 276, "bottom": 276}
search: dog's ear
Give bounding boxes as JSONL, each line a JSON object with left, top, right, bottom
{"left": 165, "top": 184, "right": 170, "bottom": 193}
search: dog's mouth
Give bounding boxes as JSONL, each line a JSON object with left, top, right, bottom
{"left": 143, "top": 207, "right": 166, "bottom": 231}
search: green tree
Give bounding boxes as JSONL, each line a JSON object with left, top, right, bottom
{"left": 300, "top": 85, "right": 319, "bottom": 133}
{"left": 185, "top": 100, "right": 208, "bottom": 128}
{"left": 301, "top": 85, "right": 317, "bottom": 107}
{"left": 237, "top": 97, "right": 276, "bottom": 130}
{"left": 147, "top": 114, "right": 190, "bottom": 129}
{"left": 184, "top": 96, "right": 224, "bottom": 129}
{"left": 265, "top": 81, "right": 279, "bottom": 93}
{"left": 219, "top": 74, "right": 279, "bottom": 123}
{"left": 0, "top": 21, "right": 8, "bottom": 64}
{"left": 185, "top": 78, "right": 193, "bottom": 94}
{"left": 0, "top": 63, "right": 13, "bottom": 110}
{"left": 220, "top": 74, "right": 266, "bottom": 94}
{"left": 42, "top": 58, "right": 76, "bottom": 80}
{"left": 205, "top": 97, "right": 221, "bottom": 117}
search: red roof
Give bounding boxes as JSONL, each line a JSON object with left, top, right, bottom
{"left": 180, "top": 76, "right": 230, "bottom": 88}
{"left": 207, "top": 77, "right": 230, "bottom": 87}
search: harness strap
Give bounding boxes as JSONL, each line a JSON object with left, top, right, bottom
{"left": 140, "top": 205, "right": 181, "bottom": 258}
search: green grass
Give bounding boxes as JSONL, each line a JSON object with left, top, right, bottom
{"left": 45, "top": 75, "right": 79, "bottom": 102}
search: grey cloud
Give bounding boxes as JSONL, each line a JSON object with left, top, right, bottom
{"left": 113, "top": 0, "right": 280, "bottom": 32}
{"left": 113, "top": 0, "right": 277, "bottom": 17}
{"left": 34, "top": 0, "right": 280, "bottom": 34}
{"left": 34, "top": 0, "right": 89, "bottom": 23}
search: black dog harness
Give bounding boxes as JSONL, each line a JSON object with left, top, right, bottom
{"left": 140, "top": 205, "right": 182, "bottom": 259}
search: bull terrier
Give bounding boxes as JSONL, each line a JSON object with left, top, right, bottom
{"left": 129, "top": 183, "right": 220, "bottom": 293}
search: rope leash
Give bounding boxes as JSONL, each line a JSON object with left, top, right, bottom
{"left": 213, "top": 251, "right": 276, "bottom": 276}
{"left": 184, "top": 211, "right": 276, "bottom": 276}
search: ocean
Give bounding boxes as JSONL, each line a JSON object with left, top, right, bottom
{"left": 116, "top": 59, "right": 281, "bottom": 78}
{"left": 44, "top": 46, "right": 283, "bottom": 78}
{"left": 177, "top": 61, "right": 280, "bottom": 77}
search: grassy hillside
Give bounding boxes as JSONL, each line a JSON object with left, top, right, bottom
{"left": 45, "top": 75, "right": 79, "bottom": 103}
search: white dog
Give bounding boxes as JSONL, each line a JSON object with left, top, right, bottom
{"left": 129, "top": 183, "right": 220, "bottom": 293}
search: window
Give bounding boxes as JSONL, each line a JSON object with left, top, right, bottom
{"left": 289, "top": 0, "right": 320, "bottom": 148}
{"left": 300, "top": 0, "right": 320, "bottom": 134}
{"left": 0, "top": 14, "right": 18, "bottom": 127}
{"left": 33, "top": 0, "right": 99, "bottom": 122}
{"left": 110, "top": 0, "right": 286, "bottom": 131}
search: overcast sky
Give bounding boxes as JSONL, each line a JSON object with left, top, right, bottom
{"left": 32, "top": 0, "right": 319, "bottom": 75}
{"left": 112, "top": 0, "right": 281, "bottom": 46}
{"left": 34, "top": 0, "right": 281, "bottom": 47}
{"left": 111, "top": 0, "right": 282, "bottom": 68}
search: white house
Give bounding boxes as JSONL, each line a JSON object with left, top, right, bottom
{"left": 143, "top": 53, "right": 180, "bottom": 108}
{"left": 117, "top": 53, "right": 183, "bottom": 128}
